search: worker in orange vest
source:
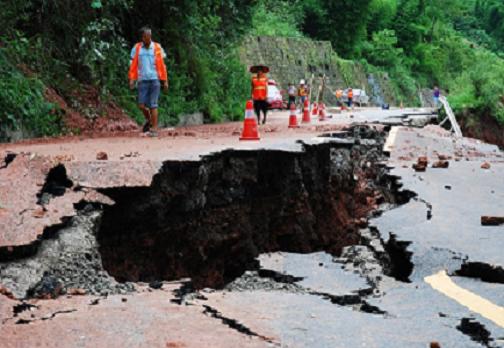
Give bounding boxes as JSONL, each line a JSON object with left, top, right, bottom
{"left": 347, "top": 88, "right": 354, "bottom": 109}
{"left": 298, "top": 80, "right": 308, "bottom": 107}
{"left": 251, "top": 66, "right": 269, "bottom": 124}
{"left": 335, "top": 88, "right": 343, "bottom": 106}
{"left": 129, "top": 27, "right": 168, "bottom": 137}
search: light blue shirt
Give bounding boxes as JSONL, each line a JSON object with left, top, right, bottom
{"left": 130, "top": 42, "right": 167, "bottom": 81}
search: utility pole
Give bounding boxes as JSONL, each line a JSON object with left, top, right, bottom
{"left": 307, "top": 74, "right": 314, "bottom": 111}
{"left": 316, "top": 74, "right": 326, "bottom": 106}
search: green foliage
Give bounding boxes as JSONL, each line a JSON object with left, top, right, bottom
{"left": 79, "top": 18, "right": 129, "bottom": 91}
{"left": 449, "top": 50, "right": 504, "bottom": 123}
{"left": 335, "top": 58, "right": 357, "bottom": 86}
{"left": 367, "top": 0, "right": 398, "bottom": 34}
{"left": 0, "top": 50, "right": 61, "bottom": 138}
{"left": 363, "top": 29, "right": 403, "bottom": 68}
{"left": 301, "top": 0, "right": 373, "bottom": 58}
{"left": 251, "top": 1, "right": 303, "bottom": 38}
{"left": 475, "top": 0, "right": 504, "bottom": 48}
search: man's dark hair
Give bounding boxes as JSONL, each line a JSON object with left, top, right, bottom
{"left": 139, "top": 26, "right": 152, "bottom": 36}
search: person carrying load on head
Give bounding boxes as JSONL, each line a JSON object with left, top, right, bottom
{"left": 129, "top": 26, "right": 168, "bottom": 137}
{"left": 250, "top": 65, "right": 269, "bottom": 125}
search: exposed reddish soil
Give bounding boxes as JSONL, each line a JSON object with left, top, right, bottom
{"left": 459, "top": 113, "right": 504, "bottom": 149}
{"left": 44, "top": 86, "right": 138, "bottom": 135}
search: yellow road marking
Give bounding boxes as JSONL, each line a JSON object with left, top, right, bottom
{"left": 425, "top": 270, "right": 504, "bottom": 328}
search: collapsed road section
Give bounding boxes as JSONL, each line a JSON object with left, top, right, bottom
{"left": 1, "top": 116, "right": 503, "bottom": 347}
{"left": 0, "top": 125, "right": 409, "bottom": 298}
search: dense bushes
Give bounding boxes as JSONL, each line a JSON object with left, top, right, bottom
{"left": 1, "top": 0, "right": 252, "bottom": 135}
{"left": 0, "top": 49, "right": 61, "bottom": 140}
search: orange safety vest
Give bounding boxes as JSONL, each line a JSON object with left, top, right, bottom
{"left": 128, "top": 42, "right": 168, "bottom": 81}
{"left": 348, "top": 90, "right": 354, "bottom": 99}
{"left": 252, "top": 77, "right": 268, "bottom": 101}
{"left": 298, "top": 87, "right": 307, "bottom": 97}
{"left": 336, "top": 90, "right": 343, "bottom": 99}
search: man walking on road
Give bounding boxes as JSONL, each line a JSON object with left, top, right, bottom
{"left": 251, "top": 66, "right": 269, "bottom": 124}
{"left": 129, "top": 27, "right": 168, "bottom": 137}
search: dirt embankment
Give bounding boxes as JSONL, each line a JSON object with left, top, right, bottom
{"left": 459, "top": 113, "right": 504, "bottom": 149}
{"left": 44, "top": 86, "right": 138, "bottom": 136}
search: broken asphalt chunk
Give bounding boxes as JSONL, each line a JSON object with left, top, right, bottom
{"left": 481, "top": 162, "right": 491, "bottom": 170}
{"left": 412, "top": 156, "right": 428, "bottom": 172}
{"left": 432, "top": 160, "right": 449, "bottom": 169}
{"left": 96, "top": 152, "right": 108, "bottom": 161}
{"left": 481, "top": 216, "right": 504, "bottom": 226}
{"left": 149, "top": 280, "right": 163, "bottom": 290}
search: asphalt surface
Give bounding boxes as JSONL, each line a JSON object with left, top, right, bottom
{"left": 1, "top": 107, "right": 503, "bottom": 348}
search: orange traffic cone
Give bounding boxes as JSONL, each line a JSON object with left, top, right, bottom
{"left": 302, "top": 99, "right": 311, "bottom": 124}
{"left": 240, "top": 100, "right": 260, "bottom": 141}
{"left": 319, "top": 103, "right": 326, "bottom": 121}
{"left": 288, "top": 103, "right": 300, "bottom": 128}
{"left": 312, "top": 102, "right": 318, "bottom": 116}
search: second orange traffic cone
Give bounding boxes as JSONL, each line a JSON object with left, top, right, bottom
{"left": 302, "top": 99, "right": 311, "bottom": 124}
{"left": 288, "top": 103, "right": 300, "bottom": 128}
{"left": 319, "top": 103, "right": 326, "bottom": 121}
{"left": 312, "top": 102, "right": 318, "bottom": 116}
{"left": 240, "top": 100, "right": 260, "bottom": 141}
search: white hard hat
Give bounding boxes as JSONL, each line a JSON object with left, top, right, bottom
{"left": 300, "top": 79, "right": 305, "bottom": 85}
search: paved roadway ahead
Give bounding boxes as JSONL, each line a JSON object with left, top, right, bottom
{"left": 1, "top": 107, "right": 503, "bottom": 348}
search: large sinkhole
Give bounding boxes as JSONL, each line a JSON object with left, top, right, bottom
{"left": 96, "top": 127, "right": 397, "bottom": 289}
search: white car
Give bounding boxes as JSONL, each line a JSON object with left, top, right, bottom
{"left": 267, "top": 80, "right": 286, "bottom": 110}
{"left": 342, "top": 89, "right": 369, "bottom": 106}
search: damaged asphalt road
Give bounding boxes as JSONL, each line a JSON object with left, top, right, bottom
{"left": 0, "top": 109, "right": 503, "bottom": 347}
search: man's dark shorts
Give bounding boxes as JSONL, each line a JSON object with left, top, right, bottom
{"left": 138, "top": 79, "right": 161, "bottom": 109}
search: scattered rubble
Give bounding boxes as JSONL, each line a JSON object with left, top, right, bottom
{"left": 119, "top": 151, "right": 140, "bottom": 160}
{"left": 226, "top": 271, "right": 304, "bottom": 293}
{"left": 96, "top": 152, "right": 108, "bottom": 161}
{"left": 0, "top": 211, "right": 135, "bottom": 299}
{"left": 481, "top": 162, "right": 491, "bottom": 169}
{"left": 432, "top": 160, "right": 449, "bottom": 168}
{"left": 412, "top": 156, "right": 428, "bottom": 172}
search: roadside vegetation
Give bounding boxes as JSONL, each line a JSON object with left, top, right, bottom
{"left": 1, "top": 0, "right": 503, "bottom": 140}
